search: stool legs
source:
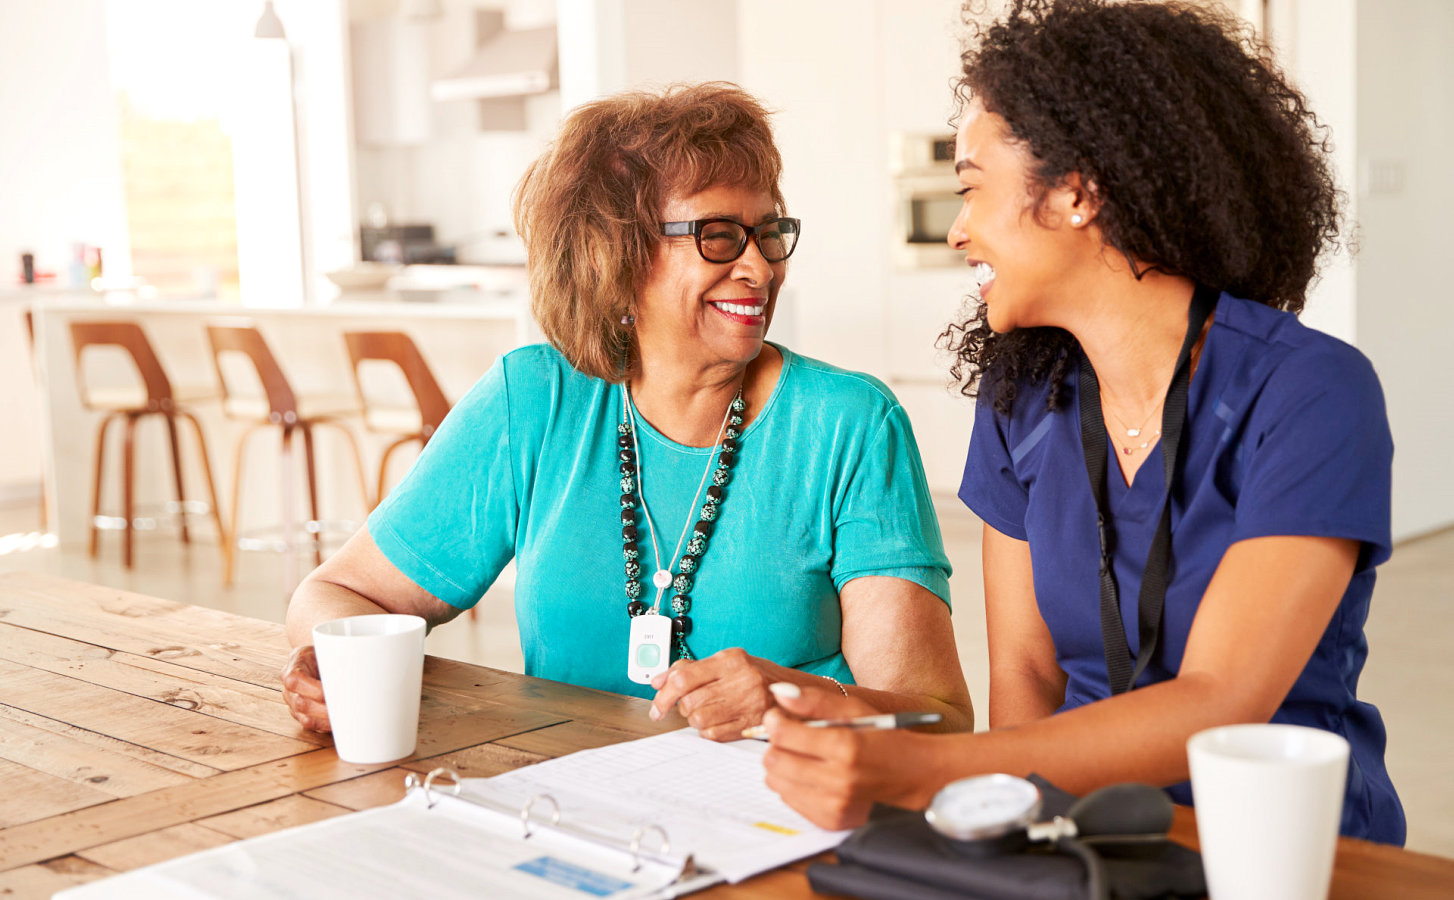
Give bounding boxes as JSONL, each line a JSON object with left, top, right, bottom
{"left": 122, "top": 414, "right": 139, "bottom": 569}
{"left": 300, "top": 424, "right": 323, "bottom": 567}
{"left": 375, "top": 435, "right": 421, "bottom": 507}
{"left": 165, "top": 415, "right": 191, "bottom": 544}
{"left": 180, "top": 410, "right": 231, "bottom": 574}
{"left": 314, "top": 419, "right": 373, "bottom": 514}
{"left": 226, "top": 424, "right": 269, "bottom": 587}
{"left": 90, "top": 409, "right": 226, "bottom": 570}
{"left": 88, "top": 414, "right": 118, "bottom": 558}
{"left": 224, "top": 419, "right": 370, "bottom": 587}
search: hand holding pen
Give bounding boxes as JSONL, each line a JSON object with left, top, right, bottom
{"left": 740, "top": 681, "right": 942, "bottom": 739}
{"left": 741, "top": 711, "right": 941, "bottom": 740}
{"left": 755, "top": 680, "right": 948, "bottom": 831}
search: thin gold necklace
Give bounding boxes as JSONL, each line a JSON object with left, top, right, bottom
{"left": 1103, "top": 401, "right": 1162, "bottom": 456}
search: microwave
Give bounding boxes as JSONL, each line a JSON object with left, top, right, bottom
{"left": 890, "top": 133, "right": 965, "bottom": 269}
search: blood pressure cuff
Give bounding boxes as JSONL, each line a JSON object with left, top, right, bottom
{"left": 807, "top": 776, "right": 1206, "bottom": 900}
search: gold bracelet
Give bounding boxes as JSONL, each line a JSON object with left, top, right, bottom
{"left": 821, "top": 674, "right": 849, "bottom": 697}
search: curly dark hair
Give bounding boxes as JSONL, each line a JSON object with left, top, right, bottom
{"left": 941, "top": 0, "right": 1343, "bottom": 414}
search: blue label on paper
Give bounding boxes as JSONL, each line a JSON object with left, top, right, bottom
{"left": 513, "top": 856, "right": 634, "bottom": 896}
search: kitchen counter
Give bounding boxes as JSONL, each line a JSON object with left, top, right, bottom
{"left": 32, "top": 291, "right": 528, "bottom": 322}
{"left": 0, "top": 290, "right": 55, "bottom": 509}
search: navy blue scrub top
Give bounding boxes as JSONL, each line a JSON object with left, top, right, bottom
{"left": 960, "top": 293, "right": 1406, "bottom": 845}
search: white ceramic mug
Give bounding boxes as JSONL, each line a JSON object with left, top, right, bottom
{"left": 313, "top": 614, "right": 426, "bottom": 764}
{"left": 1187, "top": 723, "right": 1349, "bottom": 900}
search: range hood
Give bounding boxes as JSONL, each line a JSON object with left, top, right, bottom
{"left": 431, "top": 11, "right": 557, "bottom": 102}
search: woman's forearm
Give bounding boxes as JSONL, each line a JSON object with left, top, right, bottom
{"left": 918, "top": 670, "right": 1245, "bottom": 799}
{"left": 284, "top": 577, "right": 390, "bottom": 647}
{"left": 987, "top": 663, "right": 1065, "bottom": 729}
{"left": 845, "top": 682, "right": 974, "bottom": 732}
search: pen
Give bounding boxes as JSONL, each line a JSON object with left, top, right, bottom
{"left": 739, "top": 711, "right": 941, "bottom": 741}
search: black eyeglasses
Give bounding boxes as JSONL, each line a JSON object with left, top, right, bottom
{"left": 659, "top": 216, "right": 802, "bottom": 263}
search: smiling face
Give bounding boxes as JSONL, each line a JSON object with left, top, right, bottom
{"left": 634, "top": 183, "right": 786, "bottom": 374}
{"left": 948, "top": 99, "right": 1090, "bottom": 333}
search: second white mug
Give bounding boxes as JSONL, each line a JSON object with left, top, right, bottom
{"left": 1188, "top": 723, "right": 1349, "bottom": 900}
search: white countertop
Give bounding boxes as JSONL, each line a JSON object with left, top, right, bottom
{"left": 20, "top": 292, "right": 527, "bottom": 321}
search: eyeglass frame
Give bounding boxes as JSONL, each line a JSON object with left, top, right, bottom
{"left": 658, "top": 216, "right": 802, "bottom": 264}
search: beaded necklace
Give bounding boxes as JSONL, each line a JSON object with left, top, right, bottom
{"left": 619, "top": 386, "right": 744, "bottom": 662}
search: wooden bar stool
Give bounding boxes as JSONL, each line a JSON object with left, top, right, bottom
{"left": 205, "top": 323, "right": 369, "bottom": 586}
{"left": 69, "top": 320, "right": 228, "bottom": 569}
{"left": 342, "top": 331, "right": 452, "bottom": 505}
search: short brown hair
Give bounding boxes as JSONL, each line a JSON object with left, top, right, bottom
{"left": 513, "top": 82, "right": 785, "bottom": 381}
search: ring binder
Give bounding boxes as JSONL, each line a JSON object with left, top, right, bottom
{"left": 521, "top": 793, "right": 561, "bottom": 838}
{"left": 58, "top": 729, "right": 846, "bottom": 898}
{"left": 403, "top": 767, "right": 462, "bottom": 809}
{"left": 402, "top": 767, "right": 692, "bottom": 875}
{"left": 630, "top": 824, "right": 671, "bottom": 873}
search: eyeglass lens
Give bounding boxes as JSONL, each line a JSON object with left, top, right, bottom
{"left": 699, "top": 219, "right": 799, "bottom": 263}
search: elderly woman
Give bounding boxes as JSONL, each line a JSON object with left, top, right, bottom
{"left": 281, "top": 83, "right": 972, "bottom": 740}
{"left": 761, "top": 0, "right": 1404, "bottom": 845}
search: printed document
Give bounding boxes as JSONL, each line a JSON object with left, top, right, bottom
{"left": 56, "top": 728, "right": 848, "bottom": 898}
{"left": 466, "top": 727, "right": 851, "bottom": 883}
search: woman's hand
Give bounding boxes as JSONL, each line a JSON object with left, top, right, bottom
{"left": 648, "top": 648, "right": 798, "bottom": 740}
{"left": 281, "top": 645, "right": 332, "bottom": 733}
{"left": 761, "top": 683, "right": 946, "bottom": 830}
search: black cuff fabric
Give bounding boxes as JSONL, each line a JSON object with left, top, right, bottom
{"left": 806, "top": 777, "right": 1206, "bottom": 900}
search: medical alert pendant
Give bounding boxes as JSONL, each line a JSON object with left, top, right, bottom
{"left": 627, "top": 613, "right": 672, "bottom": 684}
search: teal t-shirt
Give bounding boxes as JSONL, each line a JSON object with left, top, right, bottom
{"left": 368, "top": 342, "right": 951, "bottom": 699}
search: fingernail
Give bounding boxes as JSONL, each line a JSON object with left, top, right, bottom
{"left": 768, "top": 682, "right": 801, "bottom": 700}
{"left": 649, "top": 706, "right": 661, "bottom": 721}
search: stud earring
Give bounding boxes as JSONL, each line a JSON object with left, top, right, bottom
{"left": 1070, "top": 214, "right": 1084, "bottom": 226}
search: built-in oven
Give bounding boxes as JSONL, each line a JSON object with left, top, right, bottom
{"left": 891, "top": 132, "right": 965, "bottom": 269}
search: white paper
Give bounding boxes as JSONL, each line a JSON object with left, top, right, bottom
{"left": 57, "top": 729, "right": 843, "bottom": 898}
{"left": 464, "top": 728, "right": 851, "bottom": 883}
{"left": 57, "top": 790, "right": 692, "bottom": 900}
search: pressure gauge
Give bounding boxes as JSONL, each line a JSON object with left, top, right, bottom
{"left": 925, "top": 774, "right": 1043, "bottom": 841}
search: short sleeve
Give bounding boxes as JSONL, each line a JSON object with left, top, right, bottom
{"left": 959, "top": 390, "right": 1030, "bottom": 541}
{"left": 830, "top": 404, "right": 952, "bottom": 606}
{"left": 367, "top": 358, "right": 519, "bottom": 608}
{"left": 1229, "top": 345, "right": 1393, "bottom": 570}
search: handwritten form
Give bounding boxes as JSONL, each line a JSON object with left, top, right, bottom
{"left": 56, "top": 728, "right": 847, "bottom": 898}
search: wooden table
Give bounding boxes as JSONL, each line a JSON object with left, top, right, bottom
{"left": 1, "top": 571, "right": 1451, "bottom": 898}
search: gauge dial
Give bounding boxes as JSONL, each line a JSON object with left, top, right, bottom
{"left": 925, "top": 774, "right": 1043, "bottom": 841}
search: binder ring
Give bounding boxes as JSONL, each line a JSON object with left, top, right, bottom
{"left": 521, "top": 793, "right": 560, "bottom": 838}
{"left": 628, "top": 824, "right": 670, "bottom": 873}
{"left": 411, "top": 768, "right": 462, "bottom": 809}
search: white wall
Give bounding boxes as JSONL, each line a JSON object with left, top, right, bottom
{"left": 0, "top": 0, "right": 128, "bottom": 501}
{"left": 0, "top": 0, "right": 129, "bottom": 286}
{"left": 738, "top": 0, "right": 974, "bottom": 493}
{"left": 1353, "top": 0, "right": 1454, "bottom": 541}
{"left": 558, "top": 0, "right": 739, "bottom": 107}
{"left": 277, "top": 0, "right": 359, "bottom": 303}
{"left": 1268, "top": 0, "right": 1359, "bottom": 345}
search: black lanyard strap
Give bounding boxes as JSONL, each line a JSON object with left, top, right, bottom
{"left": 1078, "top": 284, "right": 1218, "bottom": 696}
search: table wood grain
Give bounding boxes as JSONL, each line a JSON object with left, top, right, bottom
{"left": 0, "top": 570, "right": 1450, "bottom": 898}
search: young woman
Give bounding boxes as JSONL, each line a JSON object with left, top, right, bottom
{"left": 761, "top": 0, "right": 1404, "bottom": 845}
